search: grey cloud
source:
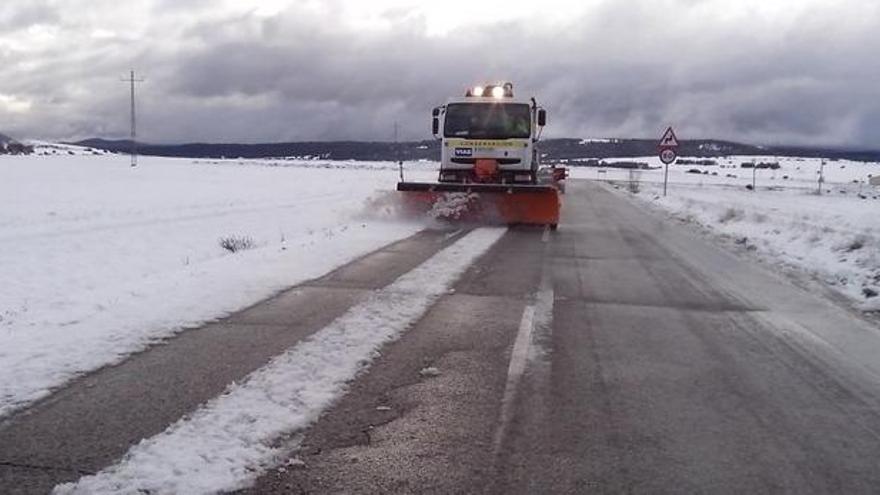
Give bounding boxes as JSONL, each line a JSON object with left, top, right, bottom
{"left": 1, "top": 0, "right": 879, "bottom": 147}
{"left": 0, "top": 1, "right": 59, "bottom": 31}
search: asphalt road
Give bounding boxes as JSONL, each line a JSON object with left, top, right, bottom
{"left": 4, "top": 179, "right": 880, "bottom": 494}
{"left": 246, "top": 180, "right": 880, "bottom": 494}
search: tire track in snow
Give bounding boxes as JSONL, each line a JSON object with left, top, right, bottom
{"left": 54, "top": 227, "right": 506, "bottom": 495}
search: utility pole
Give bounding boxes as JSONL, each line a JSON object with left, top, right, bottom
{"left": 121, "top": 70, "right": 144, "bottom": 167}
{"left": 818, "top": 159, "right": 826, "bottom": 195}
{"left": 394, "top": 121, "right": 403, "bottom": 182}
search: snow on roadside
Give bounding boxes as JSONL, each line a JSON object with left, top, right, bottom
{"left": 27, "top": 140, "right": 114, "bottom": 156}
{"left": 603, "top": 161, "right": 880, "bottom": 312}
{"left": 0, "top": 151, "right": 429, "bottom": 418}
{"left": 54, "top": 227, "right": 506, "bottom": 495}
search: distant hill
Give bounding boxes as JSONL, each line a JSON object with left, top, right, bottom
{"left": 0, "top": 132, "right": 33, "bottom": 155}
{"left": 74, "top": 139, "right": 432, "bottom": 161}
{"left": 758, "top": 146, "right": 880, "bottom": 163}
{"left": 73, "top": 137, "right": 880, "bottom": 163}
{"left": 543, "top": 138, "right": 765, "bottom": 160}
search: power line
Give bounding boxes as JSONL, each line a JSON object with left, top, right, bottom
{"left": 120, "top": 70, "right": 144, "bottom": 167}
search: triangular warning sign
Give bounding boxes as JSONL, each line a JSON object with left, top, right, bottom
{"left": 659, "top": 126, "right": 679, "bottom": 147}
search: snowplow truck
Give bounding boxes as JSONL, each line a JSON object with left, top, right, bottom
{"left": 397, "top": 82, "right": 564, "bottom": 229}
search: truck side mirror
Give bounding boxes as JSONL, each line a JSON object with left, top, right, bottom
{"left": 432, "top": 108, "right": 440, "bottom": 117}
{"left": 537, "top": 109, "right": 547, "bottom": 127}
{"left": 432, "top": 117, "right": 439, "bottom": 135}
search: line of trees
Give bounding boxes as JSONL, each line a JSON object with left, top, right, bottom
{"left": 0, "top": 142, "right": 34, "bottom": 155}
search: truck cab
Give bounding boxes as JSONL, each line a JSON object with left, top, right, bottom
{"left": 432, "top": 83, "right": 547, "bottom": 184}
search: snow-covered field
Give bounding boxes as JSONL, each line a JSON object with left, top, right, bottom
{"left": 569, "top": 156, "right": 880, "bottom": 311}
{"left": 3, "top": 143, "right": 879, "bottom": 492}
{"left": 0, "top": 145, "right": 436, "bottom": 417}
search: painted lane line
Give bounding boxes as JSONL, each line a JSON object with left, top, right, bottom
{"left": 492, "top": 259, "right": 554, "bottom": 456}
{"left": 54, "top": 228, "right": 507, "bottom": 495}
{"left": 541, "top": 225, "right": 550, "bottom": 243}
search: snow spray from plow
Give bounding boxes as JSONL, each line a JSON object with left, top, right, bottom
{"left": 397, "top": 182, "right": 561, "bottom": 227}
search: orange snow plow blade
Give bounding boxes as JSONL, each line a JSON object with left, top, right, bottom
{"left": 396, "top": 182, "right": 560, "bottom": 227}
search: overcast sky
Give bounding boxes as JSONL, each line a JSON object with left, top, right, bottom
{"left": 1, "top": 0, "right": 879, "bottom": 146}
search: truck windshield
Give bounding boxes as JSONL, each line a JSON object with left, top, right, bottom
{"left": 444, "top": 103, "right": 531, "bottom": 139}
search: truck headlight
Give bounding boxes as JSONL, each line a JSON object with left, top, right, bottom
{"left": 491, "top": 86, "right": 505, "bottom": 98}
{"left": 472, "top": 86, "right": 484, "bottom": 97}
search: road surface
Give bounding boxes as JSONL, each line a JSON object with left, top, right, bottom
{"left": 3, "top": 180, "right": 880, "bottom": 494}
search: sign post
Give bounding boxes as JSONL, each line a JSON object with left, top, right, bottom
{"left": 752, "top": 160, "right": 758, "bottom": 191}
{"left": 658, "top": 126, "right": 679, "bottom": 196}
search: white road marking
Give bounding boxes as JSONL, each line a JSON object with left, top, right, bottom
{"left": 492, "top": 249, "right": 554, "bottom": 456}
{"left": 54, "top": 228, "right": 507, "bottom": 495}
{"left": 541, "top": 225, "right": 550, "bottom": 243}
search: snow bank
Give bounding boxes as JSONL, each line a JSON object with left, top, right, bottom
{"left": 596, "top": 156, "right": 880, "bottom": 311}
{"left": 0, "top": 152, "right": 429, "bottom": 417}
{"left": 54, "top": 228, "right": 506, "bottom": 495}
